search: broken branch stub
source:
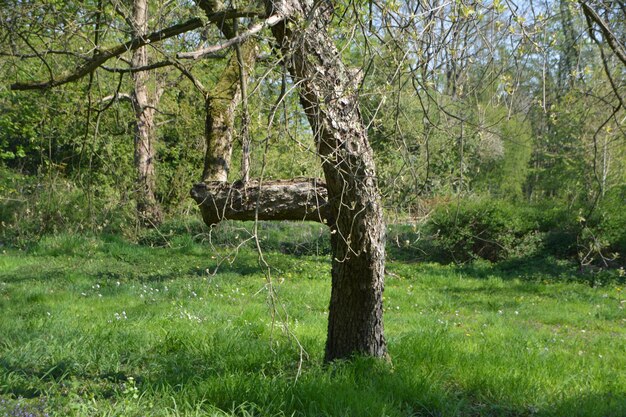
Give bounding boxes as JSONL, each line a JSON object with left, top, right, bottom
{"left": 190, "top": 179, "right": 332, "bottom": 226}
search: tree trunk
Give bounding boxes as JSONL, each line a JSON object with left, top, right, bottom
{"left": 202, "top": 35, "right": 257, "bottom": 182}
{"left": 266, "top": 0, "right": 387, "bottom": 361}
{"left": 558, "top": 0, "right": 579, "bottom": 94}
{"left": 191, "top": 179, "right": 331, "bottom": 225}
{"left": 131, "top": 0, "right": 163, "bottom": 225}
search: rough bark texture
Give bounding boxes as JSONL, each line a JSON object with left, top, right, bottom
{"left": 131, "top": 0, "right": 163, "bottom": 225}
{"left": 202, "top": 36, "right": 257, "bottom": 182}
{"left": 191, "top": 179, "right": 331, "bottom": 225}
{"left": 266, "top": 0, "right": 387, "bottom": 361}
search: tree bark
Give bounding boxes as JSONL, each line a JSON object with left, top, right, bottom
{"left": 202, "top": 33, "right": 257, "bottom": 182}
{"left": 191, "top": 179, "right": 331, "bottom": 225}
{"left": 131, "top": 0, "right": 163, "bottom": 225}
{"left": 266, "top": 0, "right": 387, "bottom": 361}
{"left": 558, "top": 0, "right": 579, "bottom": 93}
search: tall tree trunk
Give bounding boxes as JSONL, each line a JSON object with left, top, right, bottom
{"left": 558, "top": 0, "right": 579, "bottom": 94}
{"left": 202, "top": 39, "right": 257, "bottom": 182}
{"left": 131, "top": 0, "right": 163, "bottom": 225}
{"left": 267, "top": 0, "right": 387, "bottom": 361}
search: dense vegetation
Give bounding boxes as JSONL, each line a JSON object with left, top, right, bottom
{"left": 1, "top": 1, "right": 624, "bottom": 269}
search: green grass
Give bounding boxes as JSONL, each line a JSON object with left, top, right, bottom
{"left": 0, "top": 229, "right": 625, "bottom": 416}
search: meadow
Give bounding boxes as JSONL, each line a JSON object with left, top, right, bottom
{"left": 0, "top": 222, "right": 625, "bottom": 417}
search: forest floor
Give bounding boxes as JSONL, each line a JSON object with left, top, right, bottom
{"left": 0, "top": 227, "right": 625, "bottom": 417}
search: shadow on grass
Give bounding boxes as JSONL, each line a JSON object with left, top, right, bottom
{"left": 552, "top": 392, "right": 626, "bottom": 417}
{"left": 459, "top": 256, "right": 625, "bottom": 286}
{"left": 0, "top": 267, "right": 70, "bottom": 284}
{"left": 2, "top": 332, "right": 623, "bottom": 416}
{"left": 130, "top": 334, "right": 623, "bottom": 417}
{"left": 0, "top": 360, "right": 124, "bottom": 401}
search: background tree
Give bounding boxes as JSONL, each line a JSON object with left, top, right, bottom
{"left": 130, "top": 0, "right": 164, "bottom": 225}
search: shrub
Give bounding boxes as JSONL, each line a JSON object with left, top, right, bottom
{"left": 0, "top": 166, "right": 136, "bottom": 248}
{"left": 594, "top": 186, "right": 626, "bottom": 257}
{"left": 577, "top": 186, "right": 626, "bottom": 268}
{"left": 428, "top": 197, "right": 539, "bottom": 263}
{"left": 426, "top": 193, "right": 625, "bottom": 268}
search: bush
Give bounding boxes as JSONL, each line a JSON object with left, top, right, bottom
{"left": 425, "top": 193, "right": 626, "bottom": 268}
{"left": 576, "top": 186, "right": 626, "bottom": 268}
{"left": 428, "top": 197, "right": 540, "bottom": 263}
{"left": 0, "top": 166, "right": 136, "bottom": 248}
{"left": 593, "top": 186, "right": 626, "bottom": 257}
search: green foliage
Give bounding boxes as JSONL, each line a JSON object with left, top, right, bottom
{"left": 577, "top": 186, "right": 626, "bottom": 268}
{"left": 0, "top": 236, "right": 624, "bottom": 416}
{"left": 473, "top": 110, "right": 533, "bottom": 200}
{"left": 428, "top": 197, "right": 539, "bottom": 263}
{"left": 424, "top": 194, "right": 626, "bottom": 269}
{"left": 0, "top": 166, "right": 136, "bottom": 248}
{"left": 593, "top": 186, "right": 626, "bottom": 255}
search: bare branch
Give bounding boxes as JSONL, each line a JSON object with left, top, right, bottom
{"left": 100, "top": 92, "right": 132, "bottom": 103}
{"left": 10, "top": 17, "right": 204, "bottom": 90}
{"left": 583, "top": 9, "right": 626, "bottom": 108}
{"left": 580, "top": 1, "right": 626, "bottom": 67}
{"left": 0, "top": 50, "right": 84, "bottom": 59}
{"left": 9, "top": 7, "right": 270, "bottom": 91}
{"left": 177, "top": 13, "right": 285, "bottom": 60}
{"left": 101, "top": 60, "right": 173, "bottom": 73}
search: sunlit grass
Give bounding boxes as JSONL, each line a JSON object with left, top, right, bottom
{"left": 1, "top": 231, "right": 624, "bottom": 416}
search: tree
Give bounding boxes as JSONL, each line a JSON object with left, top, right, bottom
{"left": 8, "top": 0, "right": 388, "bottom": 362}
{"left": 267, "top": 0, "right": 387, "bottom": 360}
{"left": 192, "top": 0, "right": 388, "bottom": 360}
{"left": 130, "top": 0, "right": 164, "bottom": 225}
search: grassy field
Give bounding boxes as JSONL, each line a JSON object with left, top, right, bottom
{"left": 0, "top": 225, "right": 625, "bottom": 416}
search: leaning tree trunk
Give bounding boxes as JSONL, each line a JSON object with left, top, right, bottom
{"left": 267, "top": 0, "right": 387, "bottom": 361}
{"left": 202, "top": 31, "right": 257, "bottom": 182}
{"left": 131, "top": 0, "right": 163, "bottom": 225}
